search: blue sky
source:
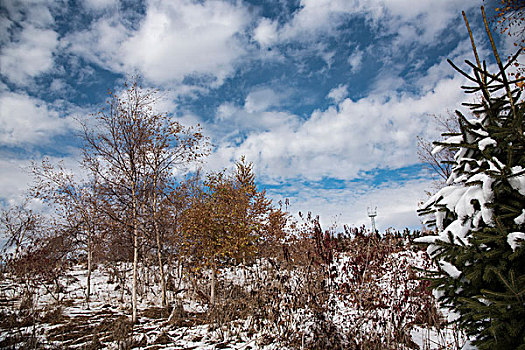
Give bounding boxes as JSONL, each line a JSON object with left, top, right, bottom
{"left": 0, "top": 0, "right": 517, "bottom": 231}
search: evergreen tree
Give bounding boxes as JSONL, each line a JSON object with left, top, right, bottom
{"left": 417, "top": 10, "right": 525, "bottom": 349}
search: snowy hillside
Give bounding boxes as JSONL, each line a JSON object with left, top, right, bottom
{"left": 0, "top": 233, "right": 474, "bottom": 349}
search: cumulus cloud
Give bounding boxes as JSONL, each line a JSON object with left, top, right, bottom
{"left": 277, "top": 0, "right": 359, "bottom": 42}
{"left": 0, "top": 92, "right": 74, "bottom": 146}
{"left": 0, "top": 154, "right": 85, "bottom": 209}
{"left": 0, "top": 0, "right": 60, "bottom": 86}
{"left": 120, "top": 0, "right": 251, "bottom": 86}
{"left": 253, "top": 0, "right": 478, "bottom": 47}
{"left": 212, "top": 103, "right": 299, "bottom": 143}
{"left": 207, "top": 70, "right": 467, "bottom": 182}
{"left": 64, "top": 17, "right": 129, "bottom": 73}
{"left": 0, "top": 25, "right": 58, "bottom": 86}
{"left": 0, "top": 158, "right": 33, "bottom": 207}
{"left": 1, "top": 0, "right": 56, "bottom": 31}
{"left": 62, "top": 0, "right": 253, "bottom": 88}
{"left": 376, "top": 0, "right": 478, "bottom": 44}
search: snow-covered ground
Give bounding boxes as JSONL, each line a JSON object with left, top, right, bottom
{"left": 0, "top": 239, "right": 476, "bottom": 349}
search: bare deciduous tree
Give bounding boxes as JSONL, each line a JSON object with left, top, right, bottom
{"left": 0, "top": 202, "right": 41, "bottom": 261}
{"left": 417, "top": 112, "right": 460, "bottom": 190}
{"left": 30, "top": 159, "right": 102, "bottom": 306}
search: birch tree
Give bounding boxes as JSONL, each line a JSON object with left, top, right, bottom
{"left": 82, "top": 79, "right": 207, "bottom": 321}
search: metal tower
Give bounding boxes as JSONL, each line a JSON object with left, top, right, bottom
{"left": 367, "top": 206, "right": 377, "bottom": 233}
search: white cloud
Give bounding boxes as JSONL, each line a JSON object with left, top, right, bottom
{"left": 49, "top": 79, "right": 70, "bottom": 94}
{"left": 0, "top": 92, "right": 74, "bottom": 146}
{"left": 348, "top": 49, "right": 363, "bottom": 74}
{"left": 277, "top": 0, "right": 359, "bottom": 42}
{"left": 64, "top": 17, "right": 129, "bottom": 73}
{"left": 244, "top": 88, "right": 282, "bottom": 113}
{"left": 253, "top": 18, "right": 278, "bottom": 47}
{"left": 207, "top": 70, "right": 467, "bottom": 182}
{"left": 0, "top": 158, "right": 33, "bottom": 207}
{"left": 327, "top": 84, "right": 348, "bottom": 103}
{"left": 379, "top": 0, "right": 477, "bottom": 43}
{"left": 0, "top": 0, "right": 60, "bottom": 85}
{"left": 0, "top": 25, "right": 58, "bottom": 86}
{"left": 255, "top": 0, "right": 478, "bottom": 48}
{"left": 120, "top": 0, "right": 251, "bottom": 86}
{"left": 212, "top": 103, "right": 299, "bottom": 142}
{"left": 63, "top": 0, "right": 252, "bottom": 88}
{"left": 1, "top": 0, "right": 56, "bottom": 30}
{"left": 0, "top": 154, "right": 85, "bottom": 210}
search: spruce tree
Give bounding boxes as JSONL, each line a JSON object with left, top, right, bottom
{"left": 416, "top": 9, "right": 525, "bottom": 349}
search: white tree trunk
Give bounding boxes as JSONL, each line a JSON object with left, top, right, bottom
{"left": 210, "top": 261, "right": 217, "bottom": 306}
{"left": 132, "top": 185, "right": 139, "bottom": 324}
{"left": 86, "top": 233, "right": 92, "bottom": 308}
{"left": 152, "top": 174, "right": 167, "bottom": 308}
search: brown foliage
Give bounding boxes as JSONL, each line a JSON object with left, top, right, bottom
{"left": 180, "top": 157, "right": 274, "bottom": 269}
{"left": 492, "top": 0, "right": 525, "bottom": 87}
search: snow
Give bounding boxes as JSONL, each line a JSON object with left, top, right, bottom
{"left": 438, "top": 260, "right": 461, "bottom": 278}
{"left": 420, "top": 178, "right": 495, "bottom": 256}
{"left": 478, "top": 137, "right": 497, "bottom": 151}
{"left": 488, "top": 157, "right": 505, "bottom": 171}
{"left": 508, "top": 166, "right": 525, "bottom": 196}
{"left": 515, "top": 209, "right": 525, "bottom": 225}
{"left": 435, "top": 209, "right": 446, "bottom": 231}
{"left": 467, "top": 173, "right": 494, "bottom": 203}
{"left": 475, "top": 129, "right": 489, "bottom": 137}
{"left": 411, "top": 326, "right": 476, "bottom": 350}
{"left": 507, "top": 232, "right": 525, "bottom": 251}
{"left": 0, "top": 242, "right": 476, "bottom": 349}
{"left": 443, "top": 135, "right": 463, "bottom": 146}
{"left": 431, "top": 145, "right": 444, "bottom": 155}
{"left": 422, "top": 186, "right": 470, "bottom": 218}
{"left": 442, "top": 220, "right": 471, "bottom": 245}
{"left": 414, "top": 235, "right": 438, "bottom": 244}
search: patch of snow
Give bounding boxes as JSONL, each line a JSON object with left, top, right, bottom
{"left": 478, "top": 137, "right": 497, "bottom": 151}
{"left": 476, "top": 129, "right": 488, "bottom": 137}
{"left": 489, "top": 157, "right": 505, "bottom": 171}
{"left": 442, "top": 220, "right": 471, "bottom": 245}
{"left": 414, "top": 236, "right": 438, "bottom": 244}
{"left": 507, "top": 232, "right": 525, "bottom": 251}
{"left": 431, "top": 145, "right": 444, "bottom": 155}
{"left": 509, "top": 166, "right": 525, "bottom": 196}
{"left": 467, "top": 173, "right": 494, "bottom": 203}
{"left": 438, "top": 260, "right": 461, "bottom": 278}
{"left": 444, "top": 135, "right": 463, "bottom": 146}
{"left": 515, "top": 209, "right": 525, "bottom": 225}
{"left": 411, "top": 326, "right": 476, "bottom": 350}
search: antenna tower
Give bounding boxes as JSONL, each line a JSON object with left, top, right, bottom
{"left": 367, "top": 206, "right": 377, "bottom": 233}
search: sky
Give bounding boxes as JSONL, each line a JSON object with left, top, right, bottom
{"left": 0, "top": 0, "right": 518, "bottom": 232}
